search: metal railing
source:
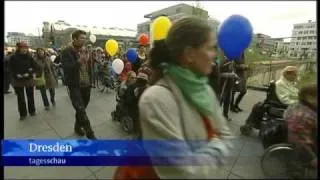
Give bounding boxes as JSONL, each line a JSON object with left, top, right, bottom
{"left": 246, "top": 60, "right": 316, "bottom": 89}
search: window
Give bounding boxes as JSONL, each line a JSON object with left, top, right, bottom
{"left": 299, "top": 31, "right": 303, "bottom": 34}
{"left": 302, "top": 42, "right": 306, "bottom": 45}
{"left": 307, "top": 42, "right": 312, "bottom": 45}
{"left": 314, "top": 36, "right": 317, "bottom": 40}
{"left": 303, "top": 37, "right": 307, "bottom": 40}
{"left": 309, "top": 30, "right": 314, "bottom": 34}
{"left": 304, "top": 31, "right": 308, "bottom": 34}
{"left": 308, "top": 36, "right": 313, "bottom": 40}
{"left": 296, "top": 42, "right": 299, "bottom": 45}
{"left": 297, "top": 37, "right": 301, "bottom": 40}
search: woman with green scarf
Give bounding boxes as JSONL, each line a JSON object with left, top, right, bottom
{"left": 114, "top": 17, "right": 234, "bottom": 179}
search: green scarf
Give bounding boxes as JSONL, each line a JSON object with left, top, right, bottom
{"left": 160, "top": 63, "right": 215, "bottom": 117}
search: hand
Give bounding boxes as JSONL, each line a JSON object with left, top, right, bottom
{"left": 17, "top": 74, "right": 23, "bottom": 78}
{"left": 23, "top": 73, "right": 29, "bottom": 77}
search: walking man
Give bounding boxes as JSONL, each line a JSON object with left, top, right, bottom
{"left": 61, "top": 30, "right": 96, "bottom": 139}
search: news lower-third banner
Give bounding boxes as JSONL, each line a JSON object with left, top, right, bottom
{"left": 1, "top": 139, "right": 216, "bottom": 166}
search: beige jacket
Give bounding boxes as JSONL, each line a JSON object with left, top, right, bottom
{"left": 139, "top": 75, "right": 234, "bottom": 179}
{"left": 276, "top": 76, "right": 299, "bottom": 105}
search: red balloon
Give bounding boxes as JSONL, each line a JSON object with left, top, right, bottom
{"left": 139, "top": 34, "right": 149, "bottom": 46}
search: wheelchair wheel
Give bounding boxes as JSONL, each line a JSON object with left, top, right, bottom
{"left": 120, "top": 116, "right": 134, "bottom": 133}
{"left": 240, "top": 124, "right": 253, "bottom": 136}
{"left": 261, "top": 143, "right": 295, "bottom": 179}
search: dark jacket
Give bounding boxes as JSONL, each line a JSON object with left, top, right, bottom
{"left": 9, "top": 52, "right": 38, "bottom": 87}
{"left": 4, "top": 54, "right": 12, "bottom": 73}
{"left": 61, "top": 45, "right": 81, "bottom": 87}
{"left": 234, "top": 53, "right": 248, "bottom": 79}
{"left": 208, "top": 58, "right": 221, "bottom": 97}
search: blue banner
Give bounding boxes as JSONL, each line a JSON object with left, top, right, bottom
{"left": 1, "top": 139, "right": 215, "bottom": 166}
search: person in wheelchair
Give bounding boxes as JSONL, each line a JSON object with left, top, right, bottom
{"left": 276, "top": 66, "right": 299, "bottom": 106}
{"left": 112, "top": 72, "right": 149, "bottom": 136}
{"left": 118, "top": 71, "right": 136, "bottom": 98}
{"left": 286, "top": 84, "right": 317, "bottom": 175}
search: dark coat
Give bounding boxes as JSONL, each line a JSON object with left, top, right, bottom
{"left": 233, "top": 53, "right": 248, "bottom": 92}
{"left": 61, "top": 45, "right": 81, "bottom": 88}
{"left": 9, "top": 52, "right": 38, "bottom": 87}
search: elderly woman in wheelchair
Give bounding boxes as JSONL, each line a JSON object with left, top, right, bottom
{"left": 240, "top": 66, "right": 299, "bottom": 136}
{"left": 260, "top": 84, "right": 317, "bottom": 179}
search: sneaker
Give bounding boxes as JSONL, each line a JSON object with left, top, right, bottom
{"left": 52, "top": 101, "right": 56, "bottom": 106}
{"left": 20, "top": 116, "right": 27, "bottom": 120}
{"left": 30, "top": 112, "right": 36, "bottom": 116}
{"left": 235, "top": 106, "right": 243, "bottom": 112}
{"left": 230, "top": 106, "right": 240, "bottom": 113}
{"left": 45, "top": 106, "right": 50, "bottom": 111}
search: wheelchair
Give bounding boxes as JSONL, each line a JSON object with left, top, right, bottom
{"left": 240, "top": 80, "right": 288, "bottom": 137}
{"left": 111, "top": 86, "right": 135, "bottom": 134}
{"left": 260, "top": 123, "right": 317, "bottom": 179}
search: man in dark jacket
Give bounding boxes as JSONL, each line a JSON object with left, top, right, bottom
{"left": 219, "top": 56, "right": 240, "bottom": 121}
{"left": 231, "top": 53, "right": 249, "bottom": 112}
{"left": 61, "top": 30, "right": 96, "bottom": 139}
{"left": 9, "top": 42, "right": 38, "bottom": 120}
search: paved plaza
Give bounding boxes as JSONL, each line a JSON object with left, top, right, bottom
{"left": 4, "top": 83, "right": 267, "bottom": 179}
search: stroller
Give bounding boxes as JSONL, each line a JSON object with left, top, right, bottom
{"left": 240, "top": 80, "right": 288, "bottom": 147}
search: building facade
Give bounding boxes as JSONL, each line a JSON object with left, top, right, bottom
{"left": 137, "top": 3, "right": 220, "bottom": 38}
{"left": 288, "top": 20, "right": 317, "bottom": 59}
{"left": 6, "top": 32, "right": 42, "bottom": 48}
{"left": 42, "top": 20, "right": 138, "bottom": 50}
{"left": 272, "top": 38, "right": 290, "bottom": 57}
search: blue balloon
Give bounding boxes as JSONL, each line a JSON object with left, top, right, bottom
{"left": 217, "top": 15, "right": 253, "bottom": 61}
{"left": 126, "top": 48, "right": 138, "bottom": 63}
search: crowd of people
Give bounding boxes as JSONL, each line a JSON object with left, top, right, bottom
{"left": 3, "top": 17, "right": 316, "bottom": 179}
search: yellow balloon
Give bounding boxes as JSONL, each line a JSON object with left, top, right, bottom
{"left": 105, "top": 39, "right": 118, "bottom": 56}
{"left": 151, "top": 16, "right": 172, "bottom": 40}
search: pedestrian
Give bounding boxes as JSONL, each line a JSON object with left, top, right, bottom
{"left": 93, "top": 47, "right": 103, "bottom": 87}
{"left": 61, "top": 30, "right": 96, "bottom": 139}
{"left": 219, "top": 56, "right": 239, "bottom": 121}
{"left": 114, "top": 17, "right": 233, "bottom": 179}
{"left": 4, "top": 50, "right": 13, "bottom": 94}
{"left": 230, "top": 53, "right": 249, "bottom": 113}
{"left": 34, "top": 48, "right": 57, "bottom": 110}
{"left": 53, "top": 49, "right": 65, "bottom": 85}
{"left": 132, "top": 45, "right": 147, "bottom": 73}
{"left": 9, "top": 42, "right": 38, "bottom": 120}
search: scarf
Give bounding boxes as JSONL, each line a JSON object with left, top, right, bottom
{"left": 160, "top": 63, "right": 215, "bottom": 117}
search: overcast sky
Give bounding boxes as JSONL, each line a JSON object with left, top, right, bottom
{"left": 5, "top": 1, "right": 316, "bottom": 39}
